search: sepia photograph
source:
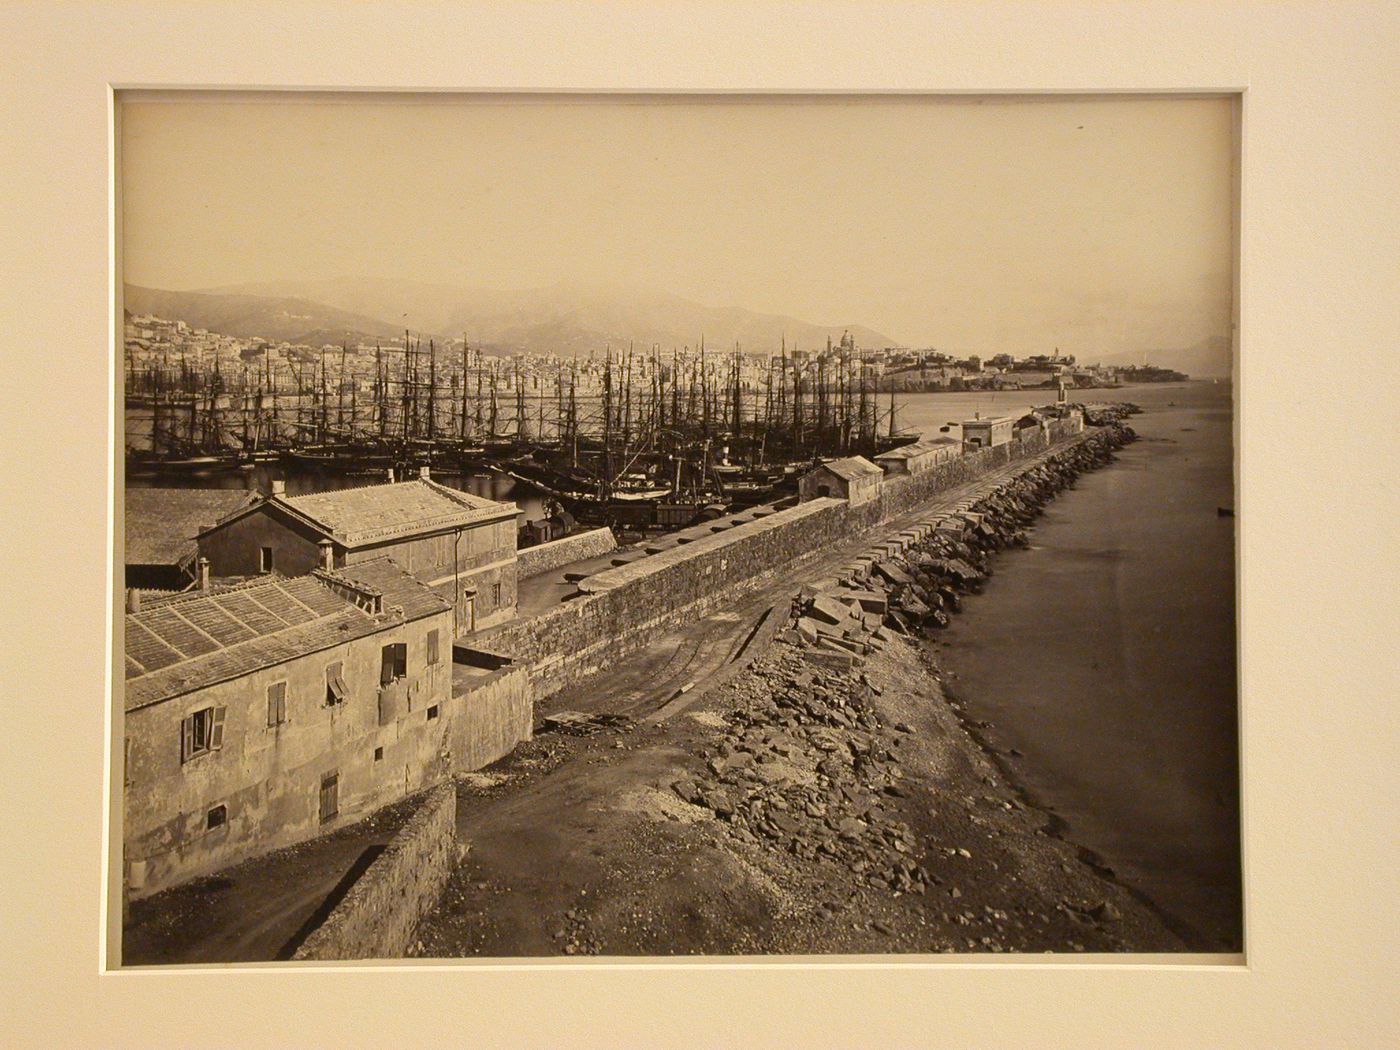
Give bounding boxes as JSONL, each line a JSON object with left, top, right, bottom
{"left": 113, "top": 91, "right": 1242, "bottom": 965}
{"left": 5, "top": 2, "right": 1399, "bottom": 1048}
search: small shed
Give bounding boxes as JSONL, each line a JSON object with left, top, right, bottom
{"left": 961, "top": 415, "right": 1015, "bottom": 449}
{"left": 798, "top": 456, "right": 884, "bottom": 507}
{"left": 874, "top": 436, "right": 962, "bottom": 476}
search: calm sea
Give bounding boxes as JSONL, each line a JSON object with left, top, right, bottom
{"left": 901, "top": 381, "right": 1241, "bottom": 950}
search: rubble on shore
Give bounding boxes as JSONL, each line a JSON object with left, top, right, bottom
{"left": 789, "top": 424, "right": 1137, "bottom": 651}
{"left": 652, "top": 423, "right": 1180, "bottom": 953}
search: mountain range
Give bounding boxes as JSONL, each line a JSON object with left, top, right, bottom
{"left": 124, "top": 277, "right": 897, "bottom": 357}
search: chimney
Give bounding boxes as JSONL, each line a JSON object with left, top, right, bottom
{"left": 318, "top": 538, "right": 335, "bottom": 571}
{"left": 197, "top": 557, "right": 211, "bottom": 592}
{"left": 418, "top": 466, "right": 431, "bottom": 481}
{"left": 125, "top": 588, "right": 142, "bottom": 613}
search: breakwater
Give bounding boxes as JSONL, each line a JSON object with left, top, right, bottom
{"left": 479, "top": 418, "right": 1088, "bottom": 699}
{"left": 806, "top": 424, "right": 1138, "bottom": 634}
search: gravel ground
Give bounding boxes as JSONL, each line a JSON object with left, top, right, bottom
{"left": 411, "top": 630, "right": 1183, "bottom": 958}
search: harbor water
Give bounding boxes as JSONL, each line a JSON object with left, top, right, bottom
{"left": 905, "top": 381, "right": 1241, "bottom": 950}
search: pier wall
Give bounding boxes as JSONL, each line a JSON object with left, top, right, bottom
{"left": 481, "top": 423, "right": 1090, "bottom": 699}
{"left": 291, "top": 783, "right": 457, "bottom": 961}
{"left": 516, "top": 527, "right": 617, "bottom": 580}
{"left": 446, "top": 661, "right": 533, "bottom": 772}
{"left": 482, "top": 499, "right": 849, "bottom": 697}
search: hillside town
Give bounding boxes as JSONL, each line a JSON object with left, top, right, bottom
{"left": 126, "top": 312, "right": 1171, "bottom": 404}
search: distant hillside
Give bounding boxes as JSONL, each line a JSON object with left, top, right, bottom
{"left": 1086, "top": 335, "right": 1232, "bottom": 378}
{"left": 123, "top": 285, "right": 407, "bottom": 345}
{"left": 200, "top": 276, "right": 900, "bottom": 356}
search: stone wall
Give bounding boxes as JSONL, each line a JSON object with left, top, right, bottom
{"left": 291, "top": 783, "right": 457, "bottom": 961}
{"left": 447, "top": 661, "right": 533, "bottom": 771}
{"left": 480, "top": 499, "right": 850, "bottom": 697}
{"left": 516, "top": 527, "right": 617, "bottom": 580}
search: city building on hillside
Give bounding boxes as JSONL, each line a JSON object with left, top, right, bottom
{"left": 125, "top": 488, "right": 259, "bottom": 592}
{"left": 798, "top": 456, "right": 884, "bottom": 507}
{"left": 196, "top": 470, "right": 519, "bottom": 635}
{"left": 122, "top": 562, "right": 458, "bottom": 898}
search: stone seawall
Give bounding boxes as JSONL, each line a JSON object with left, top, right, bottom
{"left": 292, "top": 783, "right": 457, "bottom": 961}
{"left": 517, "top": 527, "right": 617, "bottom": 580}
{"left": 481, "top": 421, "right": 1091, "bottom": 700}
{"left": 484, "top": 499, "right": 851, "bottom": 697}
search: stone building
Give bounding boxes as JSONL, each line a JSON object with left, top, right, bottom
{"left": 960, "top": 415, "right": 1016, "bottom": 449}
{"left": 196, "top": 471, "right": 519, "bottom": 636}
{"left": 122, "top": 561, "right": 461, "bottom": 899}
{"left": 125, "top": 488, "right": 257, "bottom": 591}
{"left": 798, "top": 456, "right": 884, "bottom": 507}
{"left": 873, "top": 436, "right": 962, "bottom": 477}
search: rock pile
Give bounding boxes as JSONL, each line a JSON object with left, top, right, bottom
{"left": 670, "top": 427, "right": 1136, "bottom": 912}
{"left": 674, "top": 647, "right": 936, "bottom": 897}
{"left": 816, "top": 425, "right": 1136, "bottom": 635}
{"left": 1077, "top": 402, "right": 1140, "bottom": 426}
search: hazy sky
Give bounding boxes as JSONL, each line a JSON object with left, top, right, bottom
{"left": 121, "top": 95, "right": 1235, "bottom": 356}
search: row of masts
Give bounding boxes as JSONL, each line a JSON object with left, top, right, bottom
{"left": 127, "top": 332, "right": 905, "bottom": 467}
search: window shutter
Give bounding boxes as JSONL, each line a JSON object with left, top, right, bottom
{"left": 181, "top": 716, "right": 194, "bottom": 763}
{"left": 209, "top": 707, "right": 226, "bottom": 750}
{"left": 325, "top": 662, "right": 347, "bottom": 703}
{"left": 427, "top": 629, "right": 439, "bottom": 665}
{"left": 380, "top": 652, "right": 393, "bottom": 686}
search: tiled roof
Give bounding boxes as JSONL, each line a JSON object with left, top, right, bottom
{"left": 815, "top": 456, "right": 884, "bottom": 481}
{"left": 125, "top": 488, "right": 258, "bottom": 567}
{"left": 876, "top": 437, "right": 961, "bottom": 460}
{"left": 122, "top": 573, "right": 442, "bottom": 711}
{"left": 321, "top": 557, "right": 452, "bottom": 622}
{"left": 281, "top": 479, "right": 514, "bottom": 547}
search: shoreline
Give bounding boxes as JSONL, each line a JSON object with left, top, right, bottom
{"left": 896, "top": 417, "right": 1215, "bottom": 946}
{"left": 936, "top": 660, "right": 1207, "bottom": 948}
{"left": 411, "top": 422, "right": 1197, "bottom": 957}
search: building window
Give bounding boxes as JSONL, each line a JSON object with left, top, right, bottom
{"left": 426, "top": 705, "right": 439, "bottom": 721}
{"left": 267, "top": 681, "right": 288, "bottom": 726}
{"left": 373, "top": 746, "right": 383, "bottom": 762}
{"left": 380, "top": 642, "right": 407, "bottom": 685}
{"left": 259, "top": 546, "right": 274, "bottom": 573}
{"left": 319, "top": 771, "right": 339, "bottom": 824}
{"left": 206, "top": 804, "right": 227, "bottom": 830}
{"left": 492, "top": 583, "right": 502, "bottom": 608}
{"left": 426, "top": 629, "right": 440, "bottom": 665}
{"left": 181, "top": 706, "right": 226, "bottom": 763}
{"left": 325, "top": 662, "right": 347, "bottom": 705}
